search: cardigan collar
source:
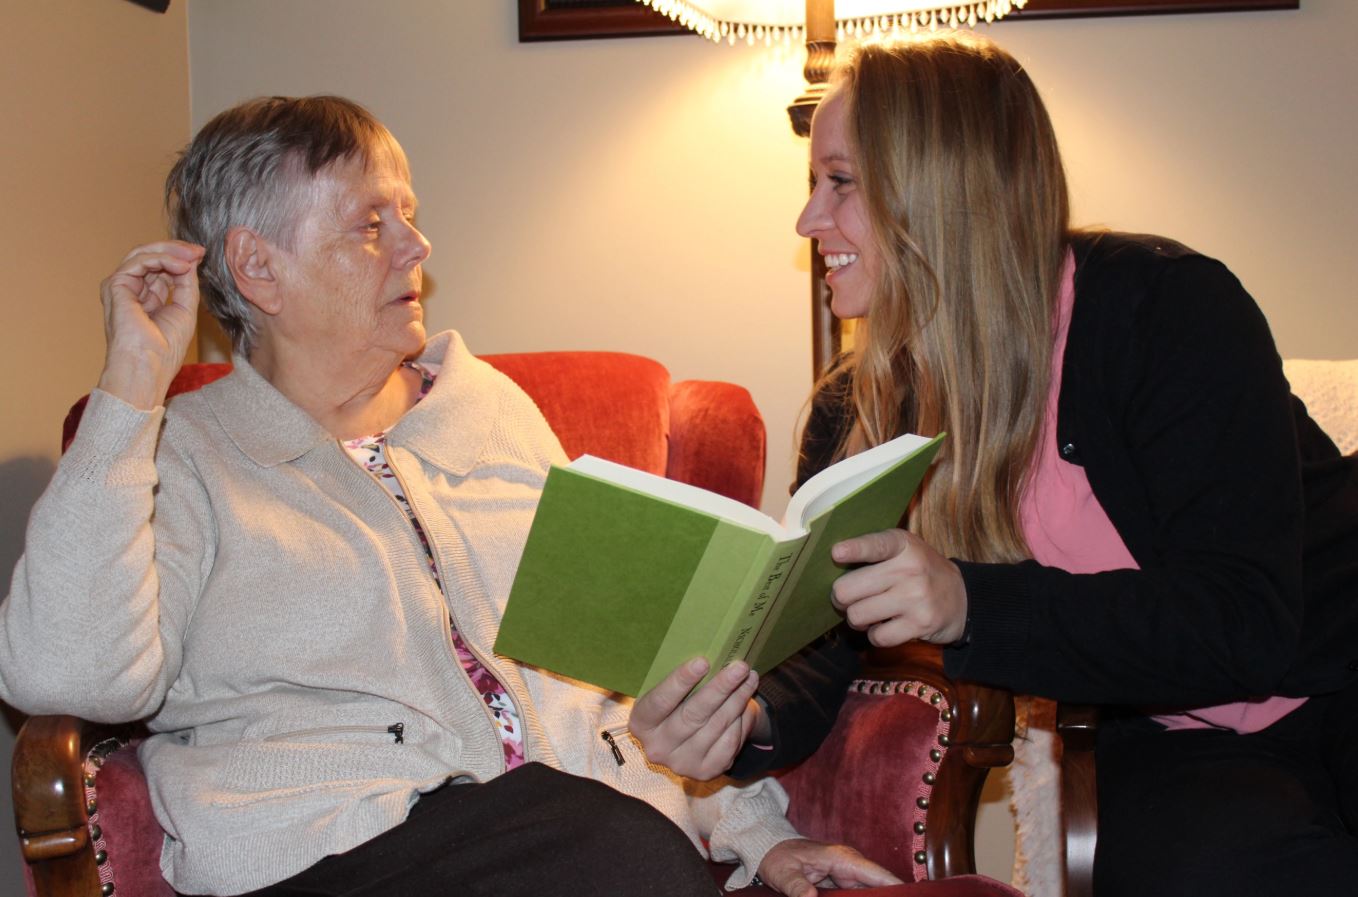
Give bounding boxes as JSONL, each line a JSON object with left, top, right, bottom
{"left": 202, "top": 330, "right": 498, "bottom": 475}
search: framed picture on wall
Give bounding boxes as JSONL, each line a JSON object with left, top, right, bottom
{"left": 518, "top": 0, "right": 1298, "bottom": 42}
{"left": 517, "top": 0, "right": 687, "bottom": 41}
{"left": 1017, "top": 0, "right": 1296, "bottom": 17}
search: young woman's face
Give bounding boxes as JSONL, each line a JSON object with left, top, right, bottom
{"left": 796, "top": 90, "right": 878, "bottom": 320}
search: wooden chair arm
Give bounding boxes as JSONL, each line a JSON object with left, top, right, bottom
{"left": 863, "top": 643, "right": 1015, "bottom": 879}
{"left": 13, "top": 715, "right": 94, "bottom": 862}
{"left": 12, "top": 714, "right": 139, "bottom": 897}
{"left": 1057, "top": 702, "right": 1099, "bottom": 897}
{"left": 863, "top": 641, "right": 1015, "bottom": 758}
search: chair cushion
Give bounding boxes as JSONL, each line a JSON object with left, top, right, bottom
{"left": 776, "top": 682, "right": 951, "bottom": 883}
{"left": 87, "top": 741, "right": 175, "bottom": 897}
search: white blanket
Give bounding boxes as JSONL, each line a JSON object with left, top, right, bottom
{"left": 1284, "top": 358, "right": 1358, "bottom": 455}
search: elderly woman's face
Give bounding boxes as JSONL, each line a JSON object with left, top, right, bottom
{"left": 271, "top": 145, "right": 431, "bottom": 361}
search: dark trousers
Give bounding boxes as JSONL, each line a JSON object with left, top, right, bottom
{"left": 1093, "top": 683, "right": 1358, "bottom": 897}
{"left": 234, "top": 763, "right": 719, "bottom": 897}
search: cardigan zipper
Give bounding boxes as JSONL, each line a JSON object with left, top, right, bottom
{"left": 380, "top": 449, "right": 520, "bottom": 773}
{"left": 600, "top": 725, "right": 629, "bottom": 767}
{"left": 263, "top": 723, "right": 405, "bottom": 744}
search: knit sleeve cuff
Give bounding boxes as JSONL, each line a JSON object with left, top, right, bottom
{"left": 943, "top": 560, "right": 1035, "bottom": 686}
{"left": 58, "top": 389, "right": 165, "bottom": 488}
{"left": 701, "top": 777, "right": 799, "bottom": 890}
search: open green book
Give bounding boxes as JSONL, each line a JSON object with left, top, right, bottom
{"left": 495, "top": 431, "right": 945, "bottom": 697}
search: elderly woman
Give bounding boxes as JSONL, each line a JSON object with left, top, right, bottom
{"left": 0, "top": 97, "right": 894, "bottom": 897}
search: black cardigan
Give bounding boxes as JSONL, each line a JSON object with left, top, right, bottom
{"left": 731, "top": 232, "right": 1358, "bottom": 777}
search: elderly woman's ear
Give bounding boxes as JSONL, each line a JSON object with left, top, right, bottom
{"left": 225, "top": 226, "right": 282, "bottom": 315}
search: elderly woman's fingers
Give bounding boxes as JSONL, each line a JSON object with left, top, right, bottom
{"left": 118, "top": 240, "right": 206, "bottom": 265}
{"left": 105, "top": 245, "right": 204, "bottom": 299}
{"left": 97, "top": 243, "right": 204, "bottom": 410}
{"left": 675, "top": 662, "right": 755, "bottom": 731}
{"left": 656, "top": 686, "right": 758, "bottom": 780}
{"left": 757, "top": 839, "right": 903, "bottom": 896}
{"left": 629, "top": 658, "right": 760, "bottom": 780}
{"left": 633, "top": 657, "right": 711, "bottom": 724}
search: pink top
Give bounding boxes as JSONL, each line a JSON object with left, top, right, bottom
{"left": 1017, "top": 250, "right": 1305, "bottom": 734}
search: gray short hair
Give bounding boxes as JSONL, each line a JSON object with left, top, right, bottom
{"left": 165, "top": 95, "right": 403, "bottom": 356}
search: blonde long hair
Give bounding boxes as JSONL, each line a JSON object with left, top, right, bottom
{"left": 824, "top": 35, "right": 1071, "bottom": 563}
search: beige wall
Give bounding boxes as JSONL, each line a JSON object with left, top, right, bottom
{"left": 0, "top": 1, "right": 190, "bottom": 891}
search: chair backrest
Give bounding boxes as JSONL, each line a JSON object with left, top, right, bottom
{"left": 481, "top": 351, "right": 766, "bottom": 506}
{"left": 60, "top": 353, "right": 768, "bottom": 506}
{"left": 777, "top": 643, "right": 1013, "bottom": 882}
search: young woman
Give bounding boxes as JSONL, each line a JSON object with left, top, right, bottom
{"left": 632, "top": 34, "right": 1358, "bottom": 896}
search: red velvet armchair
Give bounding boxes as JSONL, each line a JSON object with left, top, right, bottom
{"left": 13, "top": 351, "right": 1018, "bottom": 897}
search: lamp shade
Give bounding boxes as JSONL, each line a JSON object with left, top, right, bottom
{"left": 639, "top": 0, "right": 1026, "bottom": 43}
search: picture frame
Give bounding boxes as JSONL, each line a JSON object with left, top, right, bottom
{"left": 517, "top": 0, "right": 688, "bottom": 42}
{"left": 518, "top": 0, "right": 1298, "bottom": 42}
{"left": 1016, "top": 0, "right": 1296, "bottom": 18}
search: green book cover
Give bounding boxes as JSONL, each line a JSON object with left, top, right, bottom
{"left": 494, "top": 431, "right": 945, "bottom": 697}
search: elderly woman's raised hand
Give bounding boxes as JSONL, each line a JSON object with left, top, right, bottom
{"left": 97, "top": 241, "right": 204, "bottom": 410}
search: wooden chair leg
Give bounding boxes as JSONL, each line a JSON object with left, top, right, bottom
{"left": 1057, "top": 703, "right": 1099, "bottom": 897}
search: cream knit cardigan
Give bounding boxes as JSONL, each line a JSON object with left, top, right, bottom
{"left": 2, "top": 331, "right": 795, "bottom": 895}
